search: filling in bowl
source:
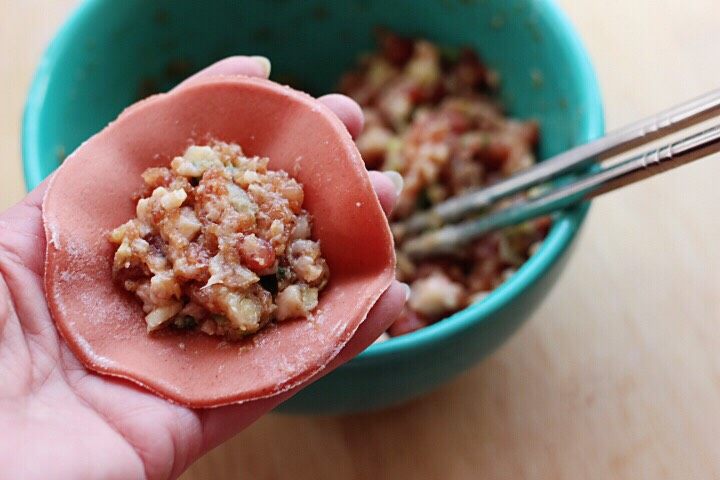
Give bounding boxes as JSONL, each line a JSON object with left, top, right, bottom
{"left": 341, "top": 31, "right": 551, "bottom": 337}
{"left": 109, "top": 141, "right": 329, "bottom": 339}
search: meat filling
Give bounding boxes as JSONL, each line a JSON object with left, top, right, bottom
{"left": 109, "top": 142, "right": 330, "bottom": 339}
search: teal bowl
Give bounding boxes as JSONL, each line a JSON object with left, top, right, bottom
{"left": 23, "top": 0, "right": 603, "bottom": 413}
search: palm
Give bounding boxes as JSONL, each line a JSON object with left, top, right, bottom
{"left": 1, "top": 172, "right": 403, "bottom": 480}
{"left": 0, "top": 56, "right": 405, "bottom": 479}
{"left": 1, "top": 191, "right": 203, "bottom": 479}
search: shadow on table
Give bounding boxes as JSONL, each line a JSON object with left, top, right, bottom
{"left": 180, "top": 332, "right": 592, "bottom": 480}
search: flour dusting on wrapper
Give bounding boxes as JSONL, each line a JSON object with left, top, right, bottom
{"left": 42, "top": 76, "right": 395, "bottom": 408}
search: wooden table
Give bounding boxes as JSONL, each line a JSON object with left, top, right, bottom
{"left": 4, "top": 1, "right": 720, "bottom": 478}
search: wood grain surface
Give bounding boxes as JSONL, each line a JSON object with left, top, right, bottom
{"left": 3, "top": 1, "right": 720, "bottom": 478}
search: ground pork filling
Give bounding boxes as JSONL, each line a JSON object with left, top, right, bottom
{"left": 109, "top": 142, "right": 329, "bottom": 339}
{"left": 340, "top": 31, "right": 551, "bottom": 337}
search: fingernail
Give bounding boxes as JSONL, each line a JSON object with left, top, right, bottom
{"left": 373, "top": 332, "right": 391, "bottom": 345}
{"left": 251, "top": 56, "right": 271, "bottom": 77}
{"left": 400, "top": 282, "right": 411, "bottom": 303}
{"left": 383, "top": 171, "right": 404, "bottom": 197}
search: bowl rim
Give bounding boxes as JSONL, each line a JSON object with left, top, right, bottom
{"left": 22, "top": 0, "right": 106, "bottom": 191}
{"left": 21, "top": 0, "right": 604, "bottom": 366}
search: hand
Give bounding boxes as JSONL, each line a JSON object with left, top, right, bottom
{"left": 0, "top": 56, "right": 406, "bottom": 480}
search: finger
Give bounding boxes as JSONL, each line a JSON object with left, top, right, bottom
{"left": 174, "top": 56, "right": 271, "bottom": 90}
{"left": 317, "top": 94, "right": 364, "bottom": 139}
{"left": 326, "top": 280, "right": 408, "bottom": 363}
{"left": 0, "top": 174, "right": 55, "bottom": 276}
{"left": 20, "top": 172, "right": 54, "bottom": 209}
{"left": 369, "top": 170, "right": 403, "bottom": 216}
{"left": 197, "top": 281, "right": 408, "bottom": 451}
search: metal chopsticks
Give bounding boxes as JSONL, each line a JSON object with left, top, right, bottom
{"left": 400, "top": 89, "right": 720, "bottom": 259}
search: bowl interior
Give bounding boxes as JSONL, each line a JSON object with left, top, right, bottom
{"left": 23, "top": 0, "right": 603, "bottom": 361}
